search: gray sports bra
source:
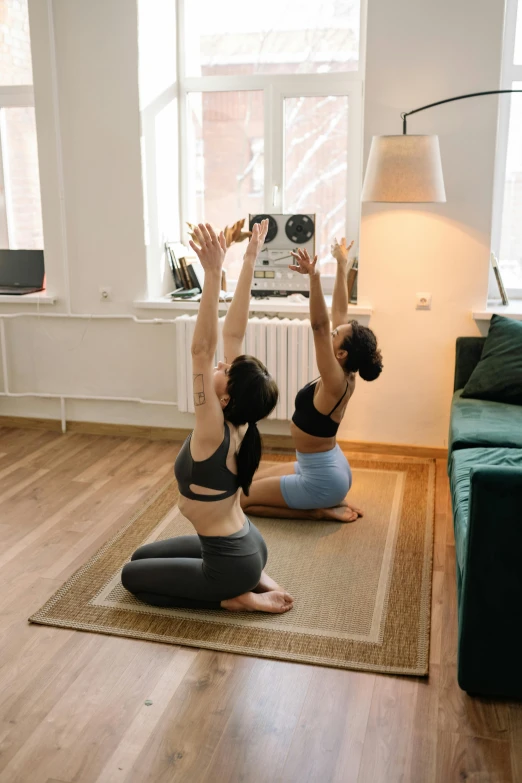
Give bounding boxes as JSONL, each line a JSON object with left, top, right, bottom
{"left": 174, "top": 423, "right": 239, "bottom": 502}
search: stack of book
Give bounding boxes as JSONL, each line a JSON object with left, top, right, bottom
{"left": 165, "top": 243, "right": 204, "bottom": 299}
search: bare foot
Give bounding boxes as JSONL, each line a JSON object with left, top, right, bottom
{"left": 319, "top": 503, "right": 363, "bottom": 523}
{"left": 254, "top": 571, "right": 294, "bottom": 602}
{"left": 254, "top": 570, "right": 281, "bottom": 593}
{"left": 221, "top": 590, "right": 294, "bottom": 614}
{"left": 338, "top": 499, "right": 363, "bottom": 517}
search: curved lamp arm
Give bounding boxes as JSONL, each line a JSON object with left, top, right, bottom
{"left": 401, "top": 89, "right": 522, "bottom": 134}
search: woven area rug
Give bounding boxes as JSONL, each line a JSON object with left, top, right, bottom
{"left": 29, "top": 454, "right": 435, "bottom": 676}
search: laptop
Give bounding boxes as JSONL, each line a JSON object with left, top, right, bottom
{"left": 0, "top": 249, "right": 45, "bottom": 295}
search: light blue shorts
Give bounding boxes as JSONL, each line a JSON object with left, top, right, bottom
{"left": 280, "top": 444, "right": 352, "bottom": 510}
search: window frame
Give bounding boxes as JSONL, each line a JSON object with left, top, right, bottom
{"left": 0, "top": 85, "right": 37, "bottom": 248}
{"left": 175, "top": 0, "right": 366, "bottom": 285}
{"left": 491, "top": 0, "right": 522, "bottom": 298}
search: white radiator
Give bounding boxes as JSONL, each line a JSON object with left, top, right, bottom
{"left": 175, "top": 315, "right": 319, "bottom": 420}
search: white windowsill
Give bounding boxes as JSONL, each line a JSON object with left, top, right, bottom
{"left": 0, "top": 291, "right": 56, "bottom": 304}
{"left": 134, "top": 295, "right": 373, "bottom": 317}
{"left": 473, "top": 300, "right": 522, "bottom": 321}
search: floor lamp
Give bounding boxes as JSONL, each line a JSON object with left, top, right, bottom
{"left": 361, "top": 89, "right": 522, "bottom": 203}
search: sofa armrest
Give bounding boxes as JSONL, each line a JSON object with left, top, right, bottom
{"left": 458, "top": 466, "right": 522, "bottom": 697}
{"left": 454, "top": 337, "right": 485, "bottom": 391}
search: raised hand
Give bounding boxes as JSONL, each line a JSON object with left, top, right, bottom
{"left": 189, "top": 223, "right": 227, "bottom": 273}
{"left": 244, "top": 218, "right": 269, "bottom": 264}
{"left": 331, "top": 237, "right": 354, "bottom": 265}
{"left": 289, "top": 248, "right": 319, "bottom": 276}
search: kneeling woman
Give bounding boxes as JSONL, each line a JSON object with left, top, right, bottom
{"left": 122, "top": 221, "right": 292, "bottom": 613}
{"left": 242, "top": 238, "right": 383, "bottom": 523}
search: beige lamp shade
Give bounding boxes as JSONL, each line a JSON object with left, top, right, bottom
{"left": 361, "top": 135, "right": 446, "bottom": 202}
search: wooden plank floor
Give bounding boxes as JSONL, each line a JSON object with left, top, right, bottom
{"left": 0, "top": 427, "right": 519, "bottom": 783}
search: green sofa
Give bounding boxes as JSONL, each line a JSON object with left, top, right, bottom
{"left": 449, "top": 336, "right": 522, "bottom": 698}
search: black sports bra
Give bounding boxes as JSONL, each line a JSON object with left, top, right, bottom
{"left": 174, "top": 423, "right": 239, "bottom": 502}
{"left": 292, "top": 378, "right": 349, "bottom": 438}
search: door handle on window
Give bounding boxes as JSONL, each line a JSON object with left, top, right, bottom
{"left": 272, "top": 185, "right": 279, "bottom": 208}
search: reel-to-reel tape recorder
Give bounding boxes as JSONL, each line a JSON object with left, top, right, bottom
{"left": 249, "top": 213, "right": 315, "bottom": 297}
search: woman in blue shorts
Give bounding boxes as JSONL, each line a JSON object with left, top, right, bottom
{"left": 241, "top": 238, "right": 383, "bottom": 523}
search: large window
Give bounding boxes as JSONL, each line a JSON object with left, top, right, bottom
{"left": 178, "top": 0, "right": 364, "bottom": 280}
{"left": 492, "top": 0, "right": 522, "bottom": 297}
{"left": 0, "top": 0, "right": 43, "bottom": 250}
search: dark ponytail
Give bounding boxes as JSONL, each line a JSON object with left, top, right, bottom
{"left": 223, "top": 355, "right": 278, "bottom": 495}
{"left": 340, "top": 320, "right": 383, "bottom": 382}
{"left": 236, "top": 422, "right": 262, "bottom": 497}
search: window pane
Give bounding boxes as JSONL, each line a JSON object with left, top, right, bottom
{"left": 284, "top": 95, "right": 348, "bottom": 276}
{"left": 499, "top": 84, "right": 522, "bottom": 289}
{"left": 186, "top": 91, "right": 264, "bottom": 280}
{"left": 184, "top": 0, "right": 359, "bottom": 77}
{"left": 1, "top": 107, "right": 43, "bottom": 249}
{"left": 0, "top": 0, "right": 33, "bottom": 85}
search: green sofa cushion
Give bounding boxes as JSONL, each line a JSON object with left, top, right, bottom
{"left": 461, "top": 315, "right": 522, "bottom": 405}
{"left": 449, "top": 447, "right": 522, "bottom": 575}
{"left": 449, "top": 390, "right": 522, "bottom": 455}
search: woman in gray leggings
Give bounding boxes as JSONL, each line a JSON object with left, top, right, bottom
{"left": 122, "top": 221, "right": 294, "bottom": 613}
{"left": 123, "top": 516, "right": 268, "bottom": 610}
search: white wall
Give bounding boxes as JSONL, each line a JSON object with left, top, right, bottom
{"left": 45, "top": 0, "right": 148, "bottom": 313}
{"left": 344, "top": 0, "right": 504, "bottom": 447}
{"left": 0, "top": 0, "right": 187, "bottom": 430}
{"left": 0, "top": 0, "right": 506, "bottom": 446}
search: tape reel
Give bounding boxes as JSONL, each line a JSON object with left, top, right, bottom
{"left": 249, "top": 214, "right": 278, "bottom": 243}
{"left": 285, "top": 214, "right": 315, "bottom": 244}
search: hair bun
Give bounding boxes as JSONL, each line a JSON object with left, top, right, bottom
{"left": 359, "top": 348, "right": 383, "bottom": 382}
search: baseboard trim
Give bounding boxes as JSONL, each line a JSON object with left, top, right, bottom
{"left": 339, "top": 440, "right": 447, "bottom": 459}
{"left": 0, "top": 414, "right": 448, "bottom": 459}
{"left": 0, "top": 416, "right": 192, "bottom": 441}
{"left": 0, "top": 415, "right": 63, "bottom": 432}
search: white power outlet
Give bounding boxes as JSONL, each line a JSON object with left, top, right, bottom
{"left": 99, "top": 286, "right": 112, "bottom": 301}
{"left": 416, "top": 292, "right": 432, "bottom": 310}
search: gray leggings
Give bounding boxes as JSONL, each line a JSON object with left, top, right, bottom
{"left": 121, "top": 518, "right": 267, "bottom": 610}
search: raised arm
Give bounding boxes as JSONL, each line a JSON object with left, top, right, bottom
{"left": 188, "top": 223, "right": 227, "bottom": 449}
{"left": 289, "top": 249, "right": 346, "bottom": 397}
{"left": 222, "top": 219, "right": 268, "bottom": 362}
{"left": 331, "top": 237, "right": 354, "bottom": 329}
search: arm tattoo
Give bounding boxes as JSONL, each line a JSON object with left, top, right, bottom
{"left": 193, "top": 374, "right": 206, "bottom": 406}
